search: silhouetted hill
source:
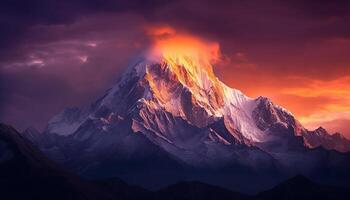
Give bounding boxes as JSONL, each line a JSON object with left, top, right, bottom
{"left": 155, "top": 181, "right": 250, "bottom": 200}
{"left": 257, "top": 175, "right": 350, "bottom": 200}
{"left": 92, "top": 177, "right": 153, "bottom": 200}
{"left": 0, "top": 123, "right": 111, "bottom": 200}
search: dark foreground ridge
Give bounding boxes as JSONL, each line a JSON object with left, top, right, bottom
{"left": 0, "top": 123, "right": 112, "bottom": 200}
{"left": 1, "top": 123, "right": 350, "bottom": 200}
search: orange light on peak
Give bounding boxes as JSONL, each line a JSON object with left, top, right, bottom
{"left": 149, "top": 33, "right": 221, "bottom": 77}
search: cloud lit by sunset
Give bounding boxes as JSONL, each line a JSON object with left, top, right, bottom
{"left": 281, "top": 76, "right": 350, "bottom": 137}
{"left": 146, "top": 26, "right": 221, "bottom": 75}
{"left": 1, "top": 0, "right": 350, "bottom": 140}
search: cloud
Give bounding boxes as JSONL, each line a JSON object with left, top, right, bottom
{"left": 145, "top": 25, "right": 222, "bottom": 68}
{"left": 0, "top": 13, "right": 149, "bottom": 131}
{"left": 0, "top": 0, "right": 171, "bottom": 55}
{"left": 281, "top": 76, "right": 350, "bottom": 135}
{"left": 1, "top": 0, "right": 350, "bottom": 138}
{"left": 282, "top": 76, "right": 350, "bottom": 98}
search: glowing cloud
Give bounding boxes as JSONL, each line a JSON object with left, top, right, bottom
{"left": 144, "top": 25, "right": 225, "bottom": 108}
{"left": 281, "top": 76, "right": 350, "bottom": 136}
{"left": 146, "top": 25, "right": 221, "bottom": 80}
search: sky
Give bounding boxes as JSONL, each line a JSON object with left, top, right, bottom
{"left": 0, "top": 0, "right": 350, "bottom": 138}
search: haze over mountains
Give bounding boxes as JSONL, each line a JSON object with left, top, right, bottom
{"left": 20, "top": 40, "right": 350, "bottom": 193}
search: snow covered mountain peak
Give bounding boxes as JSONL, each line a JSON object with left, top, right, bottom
{"left": 42, "top": 49, "right": 350, "bottom": 159}
{"left": 20, "top": 37, "right": 350, "bottom": 191}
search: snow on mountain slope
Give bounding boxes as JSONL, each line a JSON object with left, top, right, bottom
{"left": 47, "top": 107, "right": 86, "bottom": 136}
{"left": 36, "top": 47, "right": 350, "bottom": 161}
{"left": 17, "top": 33, "right": 350, "bottom": 192}
{"left": 22, "top": 54, "right": 345, "bottom": 181}
{"left": 20, "top": 42, "right": 350, "bottom": 192}
{"left": 93, "top": 57, "right": 268, "bottom": 145}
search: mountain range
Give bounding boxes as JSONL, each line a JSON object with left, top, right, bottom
{"left": 18, "top": 53, "right": 350, "bottom": 193}
{"left": 1, "top": 123, "right": 350, "bottom": 200}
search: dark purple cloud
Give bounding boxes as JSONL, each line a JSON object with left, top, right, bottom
{"left": 0, "top": 13, "right": 150, "bottom": 130}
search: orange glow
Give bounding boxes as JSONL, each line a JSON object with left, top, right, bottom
{"left": 280, "top": 76, "right": 350, "bottom": 135}
{"left": 146, "top": 26, "right": 221, "bottom": 89}
{"left": 149, "top": 34, "right": 220, "bottom": 77}
{"left": 145, "top": 25, "right": 350, "bottom": 139}
{"left": 145, "top": 26, "right": 225, "bottom": 112}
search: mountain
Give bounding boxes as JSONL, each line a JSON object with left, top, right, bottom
{"left": 2, "top": 123, "right": 350, "bottom": 200}
{"left": 0, "top": 123, "right": 114, "bottom": 200}
{"left": 155, "top": 175, "right": 350, "bottom": 200}
{"left": 155, "top": 181, "right": 250, "bottom": 200}
{"left": 1, "top": 123, "right": 238, "bottom": 200}
{"left": 257, "top": 175, "right": 350, "bottom": 200}
{"left": 303, "top": 127, "right": 350, "bottom": 152}
{"left": 23, "top": 52, "right": 350, "bottom": 193}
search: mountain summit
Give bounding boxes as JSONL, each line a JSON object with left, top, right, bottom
{"left": 24, "top": 41, "right": 350, "bottom": 192}
{"left": 46, "top": 44, "right": 349, "bottom": 152}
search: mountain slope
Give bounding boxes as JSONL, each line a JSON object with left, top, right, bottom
{"left": 155, "top": 181, "right": 250, "bottom": 200}
{"left": 42, "top": 56, "right": 350, "bottom": 153}
{"left": 23, "top": 53, "right": 350, "bottom": 192}
{"left": 303, "top": 127, "right": 350, "bottom": 152}
{"left": 155, "top": 175, "right": 350, "bottom": 200}
{"left": 3, "top": 122, "right": 350, "bottom": 199}
{"left": 0, "top": 123, "right": 113, "bottom": 200}
{"left": 257, "top": 175, "right": 350, "bottom": 200}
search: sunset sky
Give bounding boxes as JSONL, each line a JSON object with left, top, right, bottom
{"left": 1, "top": 0, "right": 349, "bottom": 138}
